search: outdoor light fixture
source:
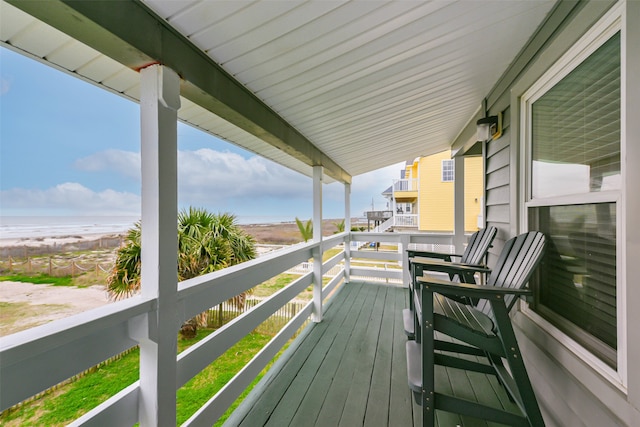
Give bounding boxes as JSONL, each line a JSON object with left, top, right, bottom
{"left": 476, "top": 113, "right": 502, "bottom": 141}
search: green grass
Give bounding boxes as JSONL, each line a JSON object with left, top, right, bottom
{"left": 0, "top": 273, "right": 73, "bottom": 287}
{"left": 252, "top": 274, "right": 297, "bottom": 297}
{"left": 177, "top": 332, "right": 272, "bottom": 425}
{"left": 323, "top": 247, "right": 342, "bottom": 262}
{"left": 1, "top": 329, "right": 275, "bottom": 427}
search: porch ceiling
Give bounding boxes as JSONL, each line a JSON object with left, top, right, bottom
{"left": 1, "top": 0, "right": 556, "bottom": 183}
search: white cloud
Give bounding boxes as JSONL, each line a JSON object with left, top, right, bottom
{"left": 349, "top": 162, "right": 404, "bottom": 215}
{"left": 0, "top": 183, "right": 140, "bottom": 215}
{"left": 74, "top": 148, "right": 311, "bottom": 201}
{"left": 353, "top": 163, "right": 403, "bottom": 193}
{"left": 177, "top": 149, "right": 310, "bottom": 203}
{"left": 30, "top": 148, "right": 403, "bottom": 218}
{"left": 75, "top": 150, "right": 141, "bottom": 179}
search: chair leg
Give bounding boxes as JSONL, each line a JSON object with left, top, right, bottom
{"left": 491, "top": 302, "right": 545, "bottom": 426}
{"left": 421, "top": 288, "right": 435, "bottom": 427}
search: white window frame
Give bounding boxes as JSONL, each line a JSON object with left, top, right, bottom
{"left": 441, "top": 159, "right": 454, "bottom": 182}
{"left": 519, "top": 4, "right": 626, "bottom": 390}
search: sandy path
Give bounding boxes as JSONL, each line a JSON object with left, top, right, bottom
{"left": 0, "top": 281, "right": 112, "bottom": 336}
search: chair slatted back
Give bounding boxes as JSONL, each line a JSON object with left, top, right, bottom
{"left": 462, "top": 226, "right": 498, "bottom": 265}
{"left": 475, "top": 231, "right": 546, "bottom": 315}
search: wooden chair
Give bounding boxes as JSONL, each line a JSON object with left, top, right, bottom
{"left": 406, "top": 231, "right": 546, "bottom": 426}
{"left": 407, "top": 225, "right": 497, "bottom": 282}
{"left": 404, "top": 226, "right": 497, "bottom": 338}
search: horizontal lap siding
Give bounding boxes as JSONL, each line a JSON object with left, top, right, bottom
{"left": 485, "top": 129, "right": 512, "bottom": 266}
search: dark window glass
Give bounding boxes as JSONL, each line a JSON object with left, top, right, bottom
{"left": 530, "top": 203, "right": 617, "bottom": 367}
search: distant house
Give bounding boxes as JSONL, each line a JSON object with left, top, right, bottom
{"left": 381, "top": 150, "right": 483, "bottom": 233}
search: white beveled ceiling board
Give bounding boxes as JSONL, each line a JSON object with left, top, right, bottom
{"left": 2, "top": 0, "right": 557, "bottom": 180}
{"left": 141, "top": 0, "right": 556, "bottom": 177}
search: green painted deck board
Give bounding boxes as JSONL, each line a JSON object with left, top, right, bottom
{"left": 336, "top": 284, "right": 388, "bottom": 427}
{"left": 312, "top": 283, "right": 383, "bottom": 426}
{"left": 287, "top": 288, "right": 366, "bottom": 426}
{"left": 231, "top": 281, "right": 519, "bottom": 427}
{"left": 389, "top": 288, "right": 417, "bottom": 427}
{"left": 292, "top": 283, "right": 375, "bottom": 426}
{"left": 361, "top": 286, "right": 396, "bottom": 427}
{"left": 238, "top": 282, "right": 362, "bottom": 427}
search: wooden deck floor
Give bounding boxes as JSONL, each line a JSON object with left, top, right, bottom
{"left": 226, "top": 281, "right": 517, "bottom": 427}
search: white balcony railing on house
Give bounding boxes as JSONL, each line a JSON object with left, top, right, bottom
{"left": 372, "top": 214, "right": 418, "bottom": 232}
{"left": 393, "top": 214, "right": 418, "bottom": 227}
{"left": 0, "top": 231, "right": 454, "bottom": 426}
{"left": 392, "top": 178, "right": 418, "bottom": 192}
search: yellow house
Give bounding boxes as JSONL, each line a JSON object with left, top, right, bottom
{"left": 387, "top": 150, "right": 483, "bottom": 233}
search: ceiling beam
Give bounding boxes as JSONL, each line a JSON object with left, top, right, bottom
{"left": 7, "top": 0, "right": 351, "bottom": 184}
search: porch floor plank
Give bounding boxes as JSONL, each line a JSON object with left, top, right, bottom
{"left": 229, "top": 281, "right": 517, "bottom": 427}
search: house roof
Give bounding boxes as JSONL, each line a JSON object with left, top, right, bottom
{"left": 1, "top": 0, "right": 557, "bottom": 183}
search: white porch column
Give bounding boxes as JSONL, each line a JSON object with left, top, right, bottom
{"left": 312, "top": 165, "right": 323, "bottom": 323}
{"left": 344, "top": 183, "right": 351, "bottom": 283}
{"left": 139, "top": 65, "right": 180, "bottom": 426}
{"left": 453, "top": 155, "right": 466, "bottom": 254}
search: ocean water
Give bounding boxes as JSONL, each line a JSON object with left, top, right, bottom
{"left": 0, "top": 216, "right": 140, "bottom": 240}
{"left": 0, "top": 215, "right": 295, "bottom": 240}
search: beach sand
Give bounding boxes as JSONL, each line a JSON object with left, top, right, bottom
{"left": 0, "top": 232, "right": 121, "bottom": 248}
{"left": 0, "top": 218, "right": 357, "bottom": 335}
{"left": 0, "top": 219, "right": 349, "bottom": 250}
{"left": 0, "top": 281, "right": 112, "bottom": 336}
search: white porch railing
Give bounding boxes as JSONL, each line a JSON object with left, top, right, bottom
{"left": 393, "top": 214, "right": 418, "bottom": 227}
{"left": 392, "top": 178, "right": 418, "bottom": 192}
{"left": 372, "top": 214, "right": 418, "bottom": 232}
{"left": 0, "top": 231, "right": 454, "bottom": 426}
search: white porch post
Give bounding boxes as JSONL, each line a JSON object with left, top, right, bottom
{"left": 138, "top": 65, "right": 180, "bottom": 426}
{"left": 312, "top": 165, "right": 323, "bottom": 323}
{"left": 401, "top": 234, "right": 411, "bottom": 287}
{"left": 453, "top": 156, "right": 466, "bottom": 254}
{"left": 344, "top": 183, "right": 351, "bottom": 283}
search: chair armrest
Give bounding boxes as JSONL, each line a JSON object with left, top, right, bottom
{"left": 417, "top": 274, "right": 532, "bottom": 300}
{"left": 407, "top": 250, "right": 463, "bottom": 260}
{"left": 409, "top": 257, "right": 491, "bottom": 275}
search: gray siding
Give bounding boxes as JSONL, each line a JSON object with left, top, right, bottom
{"left": 477, "top": 0, "right": 640, "bottom": 425}
{"left": 484, "top": 126, "right": 511, "bottom": 266}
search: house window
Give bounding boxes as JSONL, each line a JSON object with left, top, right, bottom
{"left": 441, "top": 160, "right": 454, "bottom": 182}
{"left": 523, "top": 29, "right": 620, "bottom": 368}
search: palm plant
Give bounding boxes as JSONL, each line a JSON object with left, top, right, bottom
{"left": 295, "top": 217, "right": 313, "bottom": 242}
{"left": 107, "top": 207, "right": 256, "bottom": 337}
{"left": 107, "top": 224, "right": 142, "bottom": 298}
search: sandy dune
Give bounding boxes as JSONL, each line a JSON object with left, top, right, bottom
{"left": 0, "top": 281, "right": 112, "bottom": 336}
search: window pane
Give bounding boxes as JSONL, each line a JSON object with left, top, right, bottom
{"left": 531, "top": 32, "right": 620, "bottom": 199}
{"left": 530, "top": 203, "right": 616, "bottom": 367}
{"left": 442, "top": 160, "right": 454, "bottom": 182}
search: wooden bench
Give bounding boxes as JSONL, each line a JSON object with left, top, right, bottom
{"left": 406, "top": 231, "right": 546, "bottom": 426}
{"left": 404, "top": 226, "right": 497, "bottom": 339}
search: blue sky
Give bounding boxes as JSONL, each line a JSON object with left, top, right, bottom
{"left": 0, "top": 47, "right": 402, "bottom": 222}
